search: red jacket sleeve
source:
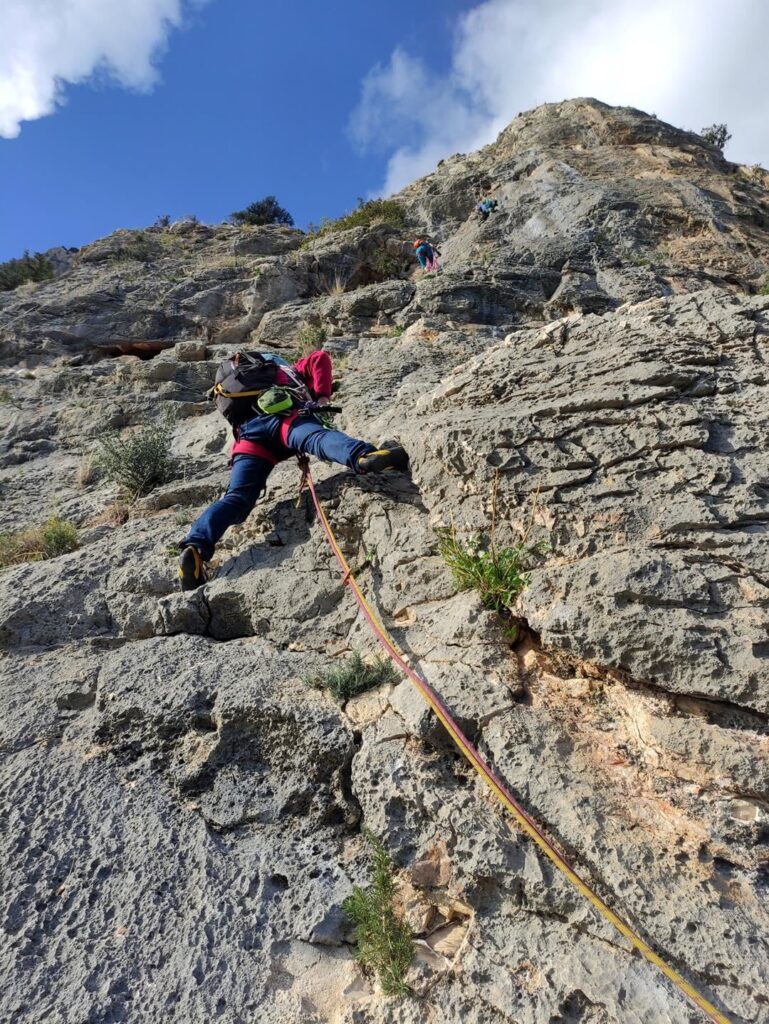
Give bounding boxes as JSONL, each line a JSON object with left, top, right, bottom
{"left": 294, "top": 350, "right": 332, "bottom": 399}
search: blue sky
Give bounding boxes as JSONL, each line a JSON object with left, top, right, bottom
{"left": 2, "top": 0, "right": 768, "bottom": 263}
{"left": 0, "top": 1, "right": 466, "bottom": 261}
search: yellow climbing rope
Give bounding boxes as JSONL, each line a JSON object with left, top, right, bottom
{"left": 303, "top": 466, "right": 733, "bottom": 1024}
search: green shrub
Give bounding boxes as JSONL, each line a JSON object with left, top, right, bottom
{"left": 760, "top": 277, "right": 769, "bottom": 295}
{"left": 307, "top": 198, "right": 406, "bottom": 240}
{"left": 0, "top": 518, "right": 78, "bottom": 569}
{"left": 295, "top": 321, "right": 328, "bottom": 357}
{"left": 96, "top": 414, "right": 175, "bottom": 498}
{"left": 437, "top": 528, "right": 538, "bottom": 615}
{"left": 343, "top": 830, "right": 413, "bottom": 997}
{"left": 306, "top": 651, "right": 399, "bottom": 704}
{"left": 41, "top": 519, "right": 80, "bottom": 557}
{"left": 700, "top": 123, "right": 731, "bottom": 152}
{"left": 112, "top": 231, "right": 156, "bottom": 262}
{"left": 389, "top": 325, "right": 405, "bottom": 338}
{"left": 230, "top": 196, "right": 294, "bottom": 226}
{"left": 0, "top": 250, "right": 54, "bottom": 292}
{"left": 369, "top": 248, "right": 401, "bottom": 281}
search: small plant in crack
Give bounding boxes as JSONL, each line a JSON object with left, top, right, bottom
{"left": 305, "top": 651, "right": 399, "bottom": 704}
{"left": 343, "top": 829, "right": 413, "bottom": 997}
{"left": 437, "top": 529, "right": 535, "bottom": 613}
{"left": 437, "top": 473, "right": 545, "bottom": 616}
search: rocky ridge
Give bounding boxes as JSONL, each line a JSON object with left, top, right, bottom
{"left": 1, "top": 99, "right": 769, "bottom": 1024}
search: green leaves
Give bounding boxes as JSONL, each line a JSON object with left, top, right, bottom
{"left": 0, "top": 250, "right": 54, "bottom": 292}
{"left": 95, "top": 412, "right": 176, "bottom": 499}
{"left": 0, "top": 518, "right": 78, "bottom": 569}
{"left": 437, "top": 528, "right": 539, "bottom": 614}
{"left": 306, "top": 198, "right": 406, "bottom": 239}
{"left": 305, "top": 651, "right": 399, "bottom": 704}
{"left": 343, "top": 830, "right": 413, "bottom": 997}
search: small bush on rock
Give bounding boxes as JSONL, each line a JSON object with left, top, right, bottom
{"left": 307, "top": 198, "right": 406, "bottom": 239}
{"left": 306, "top": 651, "right": 398, "bottom": 704}
{"left": 96, "top": 414, "right": 175, "bottom": 499}
{"left": 343, "top": 830, "right": 413, "bottom": 996}
{"left": 230, "top": 196, "right": 294, "bottom": 226}
{"left": 0, "top": 250, "right": 54, "bottom": 292}
{"left": 0, "top": 518, "right": 79, "bottom": 569}
{"left": 369, "top": 248, "right": 401, "bottom": 281}
{"left": 437, "top": 528, "right": 538, "bottom": 615}
{"left": 295, "top": 322, "right": 328, "bottom": 357}
{"left": 700, "top": 123, "right": 731, "bottom": 152}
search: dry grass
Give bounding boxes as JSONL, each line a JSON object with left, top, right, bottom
{"left": 203, "top": 254, "right": 254, "bottom": 272}
{"left": 75, "top": 453, "right": 98, "bottom": 488}
{"left": 0, "top": 518, "right": 79, "bottom": 569}
{"left": 319, "top": 270, "right": 350, "bottom": 296}
{"left": 87, "top": 502, "right": 130, "bottom": 528}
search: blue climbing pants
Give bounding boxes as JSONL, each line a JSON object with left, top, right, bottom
{"left": 183, "top": 416, "right": 374, "bottom": 559}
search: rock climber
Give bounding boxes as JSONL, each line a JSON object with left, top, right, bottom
{"left": 413, "top": 239, "right": 441, "bottom": 272}
{"left": 476, "top": 198, "right": 499, "bottom": 222}
{"left": 178, "top": 348, "right": 408, "bottom": 590}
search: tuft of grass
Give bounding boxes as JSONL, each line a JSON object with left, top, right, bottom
{"left": 88, "top": 502, "right": 130, "bottom": 528}
{"left": 319, "top": 270, "right": 349, "bottom": 296}
{"left": 95, "top": 413, "right": 176, "bottom": 499}
{"left": 437, "top": 529, "right": 534, "bottom": 614}
{"left": 760, "top": 277, "right": 769, "bottom": 295}
{"left": 294, "top": 321, "right": 328, "bottom": 357}
{"left": 388, "top": 324, "right": 405, "bottom": 338}
{"left": 306, "top": 198, "right": 407, "bottom": 241}
{"left": 75, "top": 453, "right": 98, "bottom": 488}
{"left": 0, "top": 518, "right": 79, "bottom": 569}
{"left": 343, "top": 830, "right": 413, "bottom": 997}
{"left": 305, "top": 651, "right": 399, "bottom": 704}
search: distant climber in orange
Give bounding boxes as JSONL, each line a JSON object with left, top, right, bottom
{"left": 413, "top": 239, "right": 441, "bottom": 272}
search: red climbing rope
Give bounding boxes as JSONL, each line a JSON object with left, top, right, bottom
{"left": 304, "top": 467, "right": 733, "bottom": 1024}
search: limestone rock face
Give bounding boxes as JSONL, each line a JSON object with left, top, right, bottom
{"left": 2, "top": 100, "right": 769, "bottom": 1024}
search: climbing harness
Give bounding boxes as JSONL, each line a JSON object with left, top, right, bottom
{"left": 303, "top": 466, "right": 734, "bottom": 1024}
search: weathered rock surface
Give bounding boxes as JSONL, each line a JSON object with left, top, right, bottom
{"left": 2, "top": 99, "right": 769, "bottom": 1024}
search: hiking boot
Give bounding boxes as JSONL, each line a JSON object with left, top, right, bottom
{"left": 357, "top": 445, "right": 409, "bottom": 474}
{"left": 178, "top": 545, "right": 208, "bottom": 591}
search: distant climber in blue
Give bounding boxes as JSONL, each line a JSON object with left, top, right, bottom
{"left": 476, "top": 198, "right": 499, "bottom": 222}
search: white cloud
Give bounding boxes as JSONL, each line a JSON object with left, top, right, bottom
{"left": 0, "top": 0, "right": 204, "bottom": 138}
{"left": 351, "top": 0, "right": 769, "bottom": 195}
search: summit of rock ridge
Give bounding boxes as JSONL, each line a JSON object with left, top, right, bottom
{"left": 1, "top": 99, "right": 768, "bottom": 1024}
